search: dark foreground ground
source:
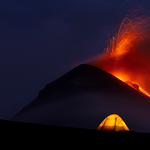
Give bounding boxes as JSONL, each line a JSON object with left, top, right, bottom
{"left": 0, "top": 119, "right": 148, "bottom": 139}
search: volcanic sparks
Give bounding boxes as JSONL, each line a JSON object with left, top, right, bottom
{"left": 92, "top": 11, "right": 150, "bottom": 97}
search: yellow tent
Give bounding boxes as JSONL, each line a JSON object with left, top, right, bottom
{"left": 96, "top": 114, "right": 129, "bottom": 132}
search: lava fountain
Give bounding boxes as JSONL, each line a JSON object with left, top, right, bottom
{"left": 91, "top": 12, "right": 150, "bottom": 97}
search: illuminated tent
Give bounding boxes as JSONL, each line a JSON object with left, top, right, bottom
{"left": 96, "top": 114, "right": 129, "bottom": 132}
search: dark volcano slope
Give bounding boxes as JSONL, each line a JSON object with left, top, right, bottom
{"left": 12, "top": 64, "right": 150, "bottom": 133}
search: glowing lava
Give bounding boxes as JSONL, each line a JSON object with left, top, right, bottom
{"left": 92, "top": 11, "right": 150, "bottom": 97}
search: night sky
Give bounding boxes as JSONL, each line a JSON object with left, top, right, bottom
{"left": 1, "top": 0, "right": 150, "bottom": 120}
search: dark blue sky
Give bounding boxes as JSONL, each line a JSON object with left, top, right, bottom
{"left": 1, "top": 0, "right": 150, "bottom": 119}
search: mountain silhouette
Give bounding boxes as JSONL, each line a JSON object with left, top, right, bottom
{"left": 12, "top": 64, "right": 150, "bottom": 133}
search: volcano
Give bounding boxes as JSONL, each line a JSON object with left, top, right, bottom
{"left": 12, "top": 64, "right": 150, "bottom": 133}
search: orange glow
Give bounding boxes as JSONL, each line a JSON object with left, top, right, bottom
{"left": 92, "top": 11, "right": 150, "bottom": 98}
{"left": 96, "top": 114, "right": 129, "bottom": 132}
{"left": 139, "top": 87, "right": 150, "bottom": 97}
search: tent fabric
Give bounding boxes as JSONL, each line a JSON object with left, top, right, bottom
{"left": 96, "top": 114, "right": 129, "bottom": 132}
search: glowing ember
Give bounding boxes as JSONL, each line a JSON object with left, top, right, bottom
{"left": 92, "top": 11, "right": 150, "bottom": 97}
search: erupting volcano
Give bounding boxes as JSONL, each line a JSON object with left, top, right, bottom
{"left": 12, "top": 10, "right": 150, "bottom": 133}
{"left": 92, "top": 12, "right": 150, "bottom": 97}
